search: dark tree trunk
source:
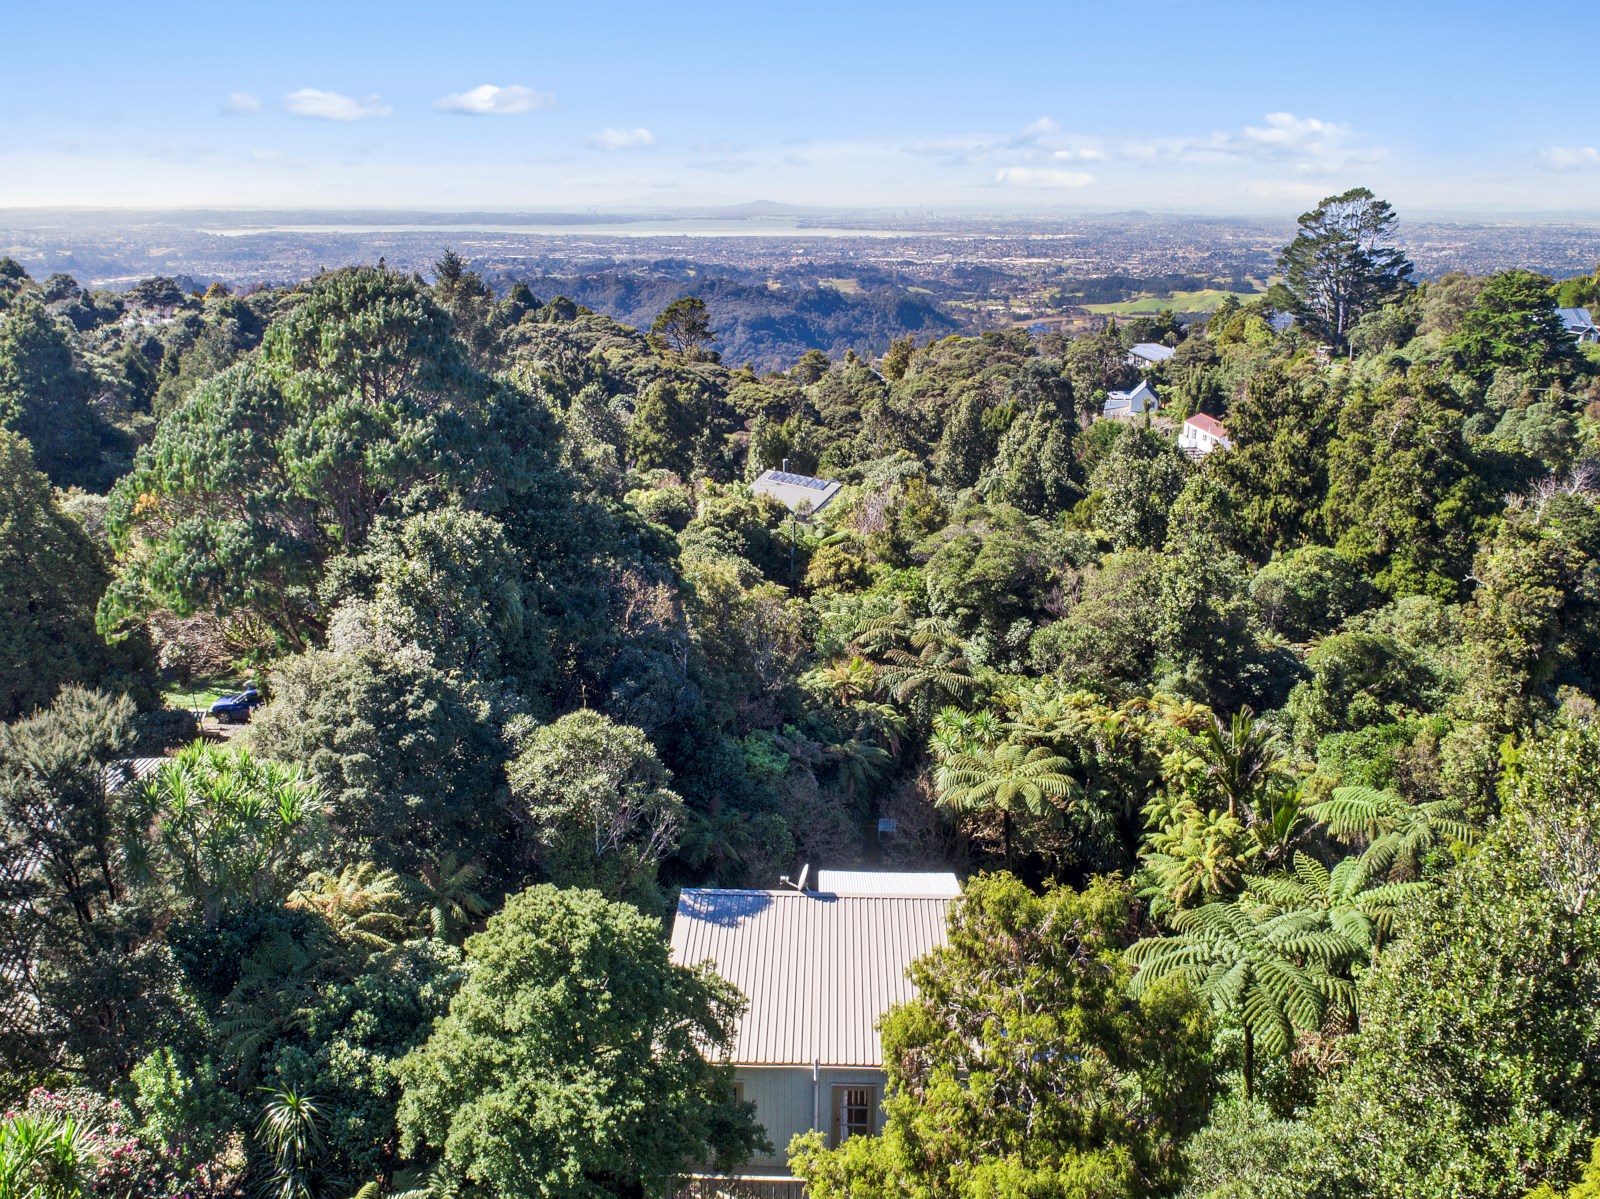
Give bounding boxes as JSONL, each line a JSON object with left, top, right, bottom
{"left": 1243, "top": 1025, "right": 1255, "bottom": 1102}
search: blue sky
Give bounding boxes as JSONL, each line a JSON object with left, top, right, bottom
{"left": 3, "top": 0, "right": 1596, "bottom": 214}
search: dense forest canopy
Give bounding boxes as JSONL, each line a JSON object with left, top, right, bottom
{"left": 5, "top": 192, "right": 1600, "bottom": 1199}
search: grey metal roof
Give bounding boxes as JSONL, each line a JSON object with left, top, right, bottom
{"left": 1104, "top": 380, "right": 1158, "bottom": 416}
{"left": 670, "top": 890, "right": 952, "bottom": 1067}
{"left": 1557, "top": 307, "right": 1597, "bottom": 329}
{"left": 1128, "top": 342, "right": 1176, "bottom": 362}
{"left": 752, "top": 470, "right": 843, "bottom": 516}
{"left": 816, "top": 870, "right": 961, "bottom": 897}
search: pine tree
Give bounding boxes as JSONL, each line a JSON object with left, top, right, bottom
{"left": 1278, "top": 188, "right": 1414, "bottom": 351}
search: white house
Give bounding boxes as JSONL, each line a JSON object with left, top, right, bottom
{"left": 1102, "top": 379, "right": 1159, "bottom": 420}
{"left": 1557, "top": 307, "right": 1600, "bottom": 345}
{"left": 1126, "top": 342, "right": 1175, "bottom": 368}
{"left": 752, "top": 468, "right": 842, "bottom": 516}
{"left": 1179, "top": 413, "right": 1231, "bottom": 456}
{"left": 669, "top": 872, "right": 959, "bottom": 1179}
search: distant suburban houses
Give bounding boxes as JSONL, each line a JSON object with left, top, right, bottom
{"left": 752, "top": 467, "right": 842, "bottom": 516}
{"left": 1179, "top": 412, "right": 1232, "bottom": 456}
{"left": 1125, "top": 342, "right": 1176, "bottom": 368}
{"left": 1103, "top": 379, "right": 1159, "bottom": 420}
{"left": 670, "top": 870, "right": 960, "bottom": 1182}
{"left": 1558, "top": 307, "right": 1599, "bottom": 344}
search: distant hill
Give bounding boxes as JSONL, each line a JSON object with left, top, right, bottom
{"left": 510, "top": 270, "right": 964, "bottom": 371}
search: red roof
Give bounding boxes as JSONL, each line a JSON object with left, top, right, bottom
{"left": 1185, "top": 413, "right": 1228, "bottom": 439}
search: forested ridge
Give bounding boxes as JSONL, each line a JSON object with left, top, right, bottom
{"left": 497, "top": 267, "right": 963, "bottom": 372}
{"left": 6, "top": 190, "right": 1600, "bottom": 1199}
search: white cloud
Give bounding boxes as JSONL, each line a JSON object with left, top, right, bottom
{"left": 994, "top": 167, "right": 1095, "bottom": 189}
{"left": 1236, "top": 112, "right": 1344, "bottom": 154}
{"left": 284, "top": 88, "right": 392, "bottom": 121}
{"left": 1097, "top": 112, "right": 1381, "bottom": 176}
{"left": 224, "top": 92, "right": 261, "bottom": 114}
{"left": 1542, "top": 146, "right": 1600, "bottom": 169}
{"left": 434, "top": 84, "right": 554, "bottom": 115}
{"left": 907, "top": 119, "right": 1111, "bottom": 168}
{"left": 588, "top": 127, "right": 656, "bottom": 151}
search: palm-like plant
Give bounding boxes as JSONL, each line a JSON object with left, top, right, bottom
{"left": 0, "top": 1112, "right": 102, "bottom": 1199}
{"left": 406, "top": 854, "right": 490, "bottom": 945}
{"left": 1247, "top": 782, "right": 1315, "bottom": 870}
{"left": 254, "top": 1088, "right": 325, "bottom": 1199}
{"left": 1128, "top": 899, "right": 1360, "bottom": 1100}
{"left": 1307, "top": 785, "right": 1478, "bottom": 880}
{"left": 929, "top": 706, "right": 1002, "bottom": 758}
{"left": 1195, "top": 706, "right": 1286, "bottom": 819}
{"left": 1247, "top": 851, "right": 1429, "bottom": 959}
{"left": 935, "top": 741, "right": 1080, "bottom": 865}
{"left": 123, "top": 742, "right": 323, "bottom": 925}
{"left": 288, "top": 862, "right": 407, "bottom": 955}
{"left": 808, "top": 655, "right": 876, "bottom": 706}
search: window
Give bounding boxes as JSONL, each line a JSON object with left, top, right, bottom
{"left": 830, "top": 1084, "right": 877, "bottom": 1146}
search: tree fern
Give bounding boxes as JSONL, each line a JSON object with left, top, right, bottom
{"left": 288, "top": 862, "right": 407, "bottom": 956}
{"left": 405, "top": 854, "right": 489, "bottom": 945}
{"left": 1129, "top": 897, "right": 1360, "bottom": 1098}
{"left": 1307, "top": 785, "right": 1477, "bottom": 880}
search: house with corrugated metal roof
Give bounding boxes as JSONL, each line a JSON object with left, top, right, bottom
{"left": 1102, "top": 379, "right": 1158, "bottom": 420}
{"left": 1557, "top": 307, "right": 1599, "bottom": 345}
{"left": 751, "top": 468, "right": 842, "bottom": 516}
{"left": 1126, "top": 342, "right": 1176, "bottom": 368}
{"left": 669, "top": 872, "right": 958, "bottom": 1178}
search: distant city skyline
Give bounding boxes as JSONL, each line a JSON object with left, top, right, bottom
{"left": 4, "top": 0, "right": 1596, "bottom": 216}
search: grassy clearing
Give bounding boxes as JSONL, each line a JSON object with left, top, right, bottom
{"left": 1085, "top": 289, "right": 1258, "bottom": 316}
{"left": 160, "top": 679, "right": 238, "bottom": 711}
{"left": 819, "top": 277, "right": 862, "bottom": 294}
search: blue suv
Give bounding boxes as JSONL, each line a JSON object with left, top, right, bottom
{"left": 209, "top": 688, "right": 262, "bottom": 724}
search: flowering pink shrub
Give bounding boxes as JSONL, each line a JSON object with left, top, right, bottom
{"left": 18, "top": 1088, "right": 177, "bottom": 1198}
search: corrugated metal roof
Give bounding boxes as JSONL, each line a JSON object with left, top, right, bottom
{"left": 815, "top": 870, "right": 961, "bottom": 897}
{"left": 102, "top": 757, "right": 170, "bottom": 794}
{"left": 1128, "top": 342, "right": 1176, "bottom": 362}
{"left": 670, "top": 890, "right": 951, "bottom": 1067}
{"left": 1557, "top": 307, "right": 1596, "bottom": 328}
{"left": 752, "top": 470, "right": 842, "bottom": 516}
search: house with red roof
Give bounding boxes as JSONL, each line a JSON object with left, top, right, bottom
{"left": 1179, "top": 413, "right": 1231, "bottom": 456}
